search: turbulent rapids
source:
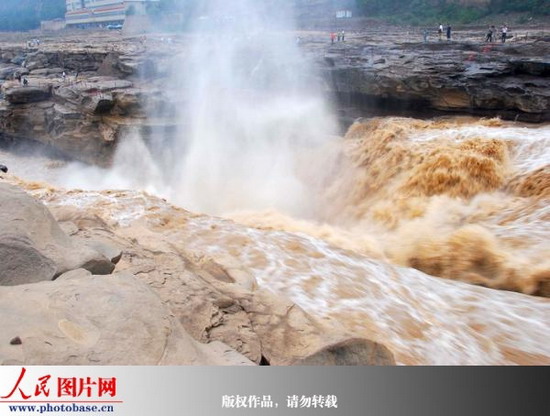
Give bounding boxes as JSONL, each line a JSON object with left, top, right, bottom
{"left": 2, "top": 116, "right": 549, "bottom": 365}
{"left": 233, "top": 117, "right": 550, "bottom": 297}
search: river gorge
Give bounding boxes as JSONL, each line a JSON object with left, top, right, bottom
{"left": 0, "top": 8, "right": 548, "bottom": 365}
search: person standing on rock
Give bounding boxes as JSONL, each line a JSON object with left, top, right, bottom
{"left": 486, "top": 26, "right": 494, "bottom": 42}
{"left": 438, "top": 23, "right": 443, "bottom": 41}
{"left": 341, "top": 30, "right": 345, "bottom": 42}
{"left": 331, "top": 32, "right": 336, "bottom": 44}
{"left": 501, "top": 24, "right": 508, "bottom": 43}
{"left": 423, "top": 28, "right": 429, "bottom": 43}
{"left": 446, "top": 24, "right": 452, "bottom": 41}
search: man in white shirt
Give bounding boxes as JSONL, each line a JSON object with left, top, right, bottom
{"left": 501, "top": 25, "right": 508, "bottom": 43}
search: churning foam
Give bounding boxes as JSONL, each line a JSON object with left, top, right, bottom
{"left": 230, "top": 117, "right": 550, "bottom": 296}
{"left": 14, "top": 182, "right": 548, "bottom": 365}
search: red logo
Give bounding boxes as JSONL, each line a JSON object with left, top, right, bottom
{"left": 1, "top": 368, "right": 117, "bottom": 402}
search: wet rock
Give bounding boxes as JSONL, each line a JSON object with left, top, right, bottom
{"left": 0, "top": 165, "right": 7, "bottom": 173}
{"left": 1, "top": 52, "right": 15, "bottom": 62}
{"left": 0, "top": 40, "right": 160, "bottom": 165}
{"left": 24, "top": 53, "right": 49, "bottom": 71}
{"left": 0, "top": 65, "right": 22, "bottom": 80}
{"left": 30, "top": 67, "right": 64, "bottom": 76}
{"left": 97, "top": 53, "right": 126, "bottom": 78}
{"left": 7, "top": 166, "right": 550, "bottom": 365}
{"left": 43, "top": 200, "right": 395, "bottom": 365}
{"left": 83, "top": 93, "right": 115, "bottom": 114}
{"left": 238, "top": 288, "right": 395, "bottom": 365}
{"left": 10, "top": 55, "right": 26, "bottom": 66}
{"left": 141, "top": 252, "right": 395, "bottom": 365}
{"left": 292, "top": 338, "right": 394, "bottom": 365}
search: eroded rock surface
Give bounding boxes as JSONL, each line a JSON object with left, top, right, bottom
{"left": 314, "top": 37, "right": 550, "bottom": 122}
{"left": 47, "top": 202, "right": 394, "bottom": 366}
{"left": 0, "top": 183, "right": 115, "bottom": 285}
{"left": 0, "top": 35, "right": 175, "bottom": 166}
{"left": 0, "top": 178, "right": 392, "bottom": 365}
{"left": 4, "top": 175, "right": 545, "bottom": 365}
{"left": 1, "top": 31, "right": 549, "bottom": 166}
{"left": 0, "top": 271, "right": 253, "bottom": 365}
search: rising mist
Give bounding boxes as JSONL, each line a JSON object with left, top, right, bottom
{"left": 60, "top": 0, "right": 337, "bottom": 219}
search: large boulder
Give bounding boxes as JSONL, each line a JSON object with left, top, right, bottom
{"left": 0, "top": 271, "right": 253, "bottom": 365}
{"left": 0, "top": 183, "right": 116, "bottom": 285}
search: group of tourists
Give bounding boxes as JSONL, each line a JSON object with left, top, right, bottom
{"left": 486, "top": 24, "right": 509, "bottom": 43}
{"left": 424, "top": 22, "right": 510, "bottom": 43}
{"left": 26, "top": 38, "right": 40, "bottom": 48}
{"left": 330, "top": 30, "right": 346, "bottom": 44}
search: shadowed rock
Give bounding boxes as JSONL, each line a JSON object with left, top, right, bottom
{"left": 0, "top": 183, "right": 116, "bottom": 285}
{"left": 4, "top": 86, "right": 51, "bottom": 104}
{"left": 292, "top": 338, "right": 395, "bottom": 366}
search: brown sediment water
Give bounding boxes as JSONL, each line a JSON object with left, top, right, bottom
{"left": 230, "top": 117, "right": 550, "bottom": 296}
{"left": 3, "top": 116, "right": 547, "bottom": 297}
{"left": 10, "top": 175, "right": 548, "bottom": 365}
{"left": 3, "top": 115, "right": 549, "bottom": 364}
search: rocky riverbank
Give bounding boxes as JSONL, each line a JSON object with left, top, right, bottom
{"left": 305, "top": 27, "right": 550, "bottom": 123}
{"left": 1, "top": 171, "right": 548, "bottom": 365}
{"left": 1, "top": 28, "right": 549, "bottom": 165}
{"left": 0, "top": 32, "right": 176, "bottom": 165}
{"left": 0, "top": 175, "right": 395, "bottom": 365}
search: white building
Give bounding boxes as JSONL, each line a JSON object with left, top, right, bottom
{"left": 65, "top": 0, "right": 159, "bottom": 27}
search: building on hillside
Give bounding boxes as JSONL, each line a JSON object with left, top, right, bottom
{"left": 294, "top": 0, "right": 357, "bottom": 21}
{"left": 65, "top": 0, "right": 159, "bottom": 28}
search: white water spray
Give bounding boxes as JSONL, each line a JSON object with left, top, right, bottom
{"left": 169, "top": 1, "right": 336, "bottom": 216}
{"left": 60, "top": 0, "right": 337, "bottom": 218}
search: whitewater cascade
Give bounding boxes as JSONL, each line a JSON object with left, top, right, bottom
{"left": 56, "top": 0, "right": 337, "bottom": 218}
